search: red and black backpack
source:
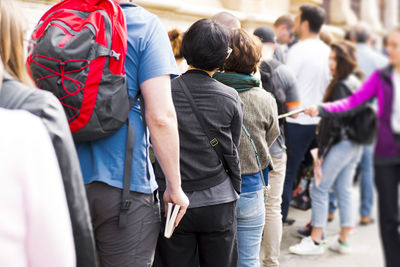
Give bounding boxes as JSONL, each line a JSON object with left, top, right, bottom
{"left": 28, "top": 0, "right": 139, "bottom": 228}
{"left": 27, "top": 0, "right": 130, "bottom": 142}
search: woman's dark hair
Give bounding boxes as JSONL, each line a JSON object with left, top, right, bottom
{"left": 300, "top": 5, "right": 325, "bottom": 34}
{"left": 168, "top": 29, "right": 183, "bottom": 59}
{"left": 223, "top": 28, "right": 261, "bottom": 75}
{"left": 323, "top": 41, "right": 363, "bottom": 102}
{"left": 182, "top": 18, "right": 231, "bottom": 71}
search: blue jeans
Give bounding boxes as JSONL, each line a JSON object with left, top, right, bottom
{"left": 328, "top": 144, "right": 375, "bottom": 218}
{"left": 311, "top": 140, "right": 362, "bottom": 228}
{"left": 282, "top": 123, "right": 317, "bottom": 221}
{"left": 237, "top": 189, "right": 265, "bottom": 267}
{"left": 328, "top": 191, "right": 336, "bottom": 214}
{"left": 359, "top": 144, "right": 375, "bottom": 218}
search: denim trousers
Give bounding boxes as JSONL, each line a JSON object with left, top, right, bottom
{"left": 328, "top": 143, "right": 375, "bottom": 218}
{"left": 311, "top": 140, "right": 362, "bottom": 228}
{"left": 359, "top": 143, "right": 375, "bottom": 217}
{"left": 237, "top": 189, "right": 265, "bottom": 267}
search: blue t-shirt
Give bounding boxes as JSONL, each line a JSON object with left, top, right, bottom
{"left": 241, "top": 167, "right": 269, "bottom": 193}
{"left": 76, "top": 4, "right": 178, "bottom": 194}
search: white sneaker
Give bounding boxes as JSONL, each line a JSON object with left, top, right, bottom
{"left": 289, "top": 236, "right": 325, "bottom": 255}
{"left": 329, "top": 238, "right": 351, "bottom": 254}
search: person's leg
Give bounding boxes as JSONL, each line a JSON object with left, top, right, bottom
{"left": 282, "top": 123, "right": 316, "bottom": 222}
{"left": 328, "top": 191, "right": 336, "bottom": 220}
{"left": 197, "top": 201, "right": 238, "bottom": 267}
{"left": 153, "top": 207, "right": 197, "bottom": 267}
{"left": 374, "top": 164, "right": 400, "bottom": 267}
{"left": 359, "top": 144, "right": 375, "bottom": 221}
{"left": 237, "top": 190, "right": 265, "bottom": 267}
{"left": 86, "top": 182, "right": 160, "bottom": 267}
{"left": 334, "top": 144, "right": 362, "bottom": 242}
{"left": 261, "top": 154, "right": 286, "bottom": 267}
{"left": 310, "top": 140, "right": 358, "bottom": 243}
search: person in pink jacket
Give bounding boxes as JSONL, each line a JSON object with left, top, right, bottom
{"left": 305, "top": 27, "right": 400, "bottom": 267}
{"left": 0, "top": 87, "right": 75, "bottom": 266}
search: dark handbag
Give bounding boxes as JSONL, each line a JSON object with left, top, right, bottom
{"left": 176, "top": 77, "right": 241, "bottom": 190}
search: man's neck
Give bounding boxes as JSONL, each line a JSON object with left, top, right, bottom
{"left": 300, "top": 32, "right": 319, "bottom": 41}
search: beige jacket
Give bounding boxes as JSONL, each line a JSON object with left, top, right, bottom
{"left": 238, "top": 87, "right": 280, "bottom": 174}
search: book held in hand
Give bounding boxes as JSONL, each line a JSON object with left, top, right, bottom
{"left": 164, "top": 202, "right": 180, "bottom": 239}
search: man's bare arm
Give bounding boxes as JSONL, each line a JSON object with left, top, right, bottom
{"left": 140, "top": 75, "right": 189, "bottom": 226}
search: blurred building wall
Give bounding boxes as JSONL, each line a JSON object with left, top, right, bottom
{"left": 19, "top": 0, "right": 399, "bottom": 37}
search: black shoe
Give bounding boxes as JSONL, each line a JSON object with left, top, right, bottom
{"left": 283, "top": 218, "right": 296, "bottom": 226}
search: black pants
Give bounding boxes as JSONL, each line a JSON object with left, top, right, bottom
{"left": 282, "top": 123, "right": 317, "bottom": 221}
{"left": 153, "top": 201, "right": 238, "bottom": 267}
{"left": 375, "top": 164, "right": 400, "bottom": 267}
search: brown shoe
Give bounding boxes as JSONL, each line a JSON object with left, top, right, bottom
{"left": 360, "top": 217, "right": 374, "bottom": 226}
{"left": 328, "top": 213, "right": 334, "bottom": 222}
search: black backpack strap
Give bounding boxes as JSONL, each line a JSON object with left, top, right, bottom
{"left": 119, "top": 92, "right": 149, "bottom": 228}
{"left": 119, "top": 118, "right": 134, "bottom": 228}
{"left": 177, "top": 77, "right": 230, "bottom": 174}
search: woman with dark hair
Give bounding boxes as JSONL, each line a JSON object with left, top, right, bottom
{"left": 214, "top": 28, "right": 279, "bottom": 267}
{"left": 153, "top": 18, "right": 243, "bottom": 267}
{"left": 289, "top": 41, "right": 363, "bottom": 256}
{"left": 305, "top": 29, "right": 400, "bottom": 267}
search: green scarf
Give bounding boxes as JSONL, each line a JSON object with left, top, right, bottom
{"left": 213, "top": 72, "right": 260, "bottom": 92}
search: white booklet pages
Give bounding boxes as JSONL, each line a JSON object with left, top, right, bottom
{"left": 164, "top": 203, "right": 180, "bottom": 238}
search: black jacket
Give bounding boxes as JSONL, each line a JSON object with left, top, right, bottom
{"left": 0, "top": 73, "right": 98, "bottom": 267}
{"left": 317, "top": 74, "right": 361, "bottom": 158}
{"left": 155, "top": 70, "right": 243, "bottom": 193}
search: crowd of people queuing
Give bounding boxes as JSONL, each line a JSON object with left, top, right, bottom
{"left": 1, "top": 0, "right": 399, "bottom": 266}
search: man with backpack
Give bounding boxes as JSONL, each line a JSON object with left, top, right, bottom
{"left": 254, "top": 26, "right": 300, "bottom": 267}
{"left": 79, "top": 2, "right": 189, "bottom": 266}
{"left": 27, "top": 0, "right": 189, "bottom": 266}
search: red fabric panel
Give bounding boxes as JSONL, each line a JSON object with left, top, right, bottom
{"left": 69, "top": 57, "right": 105, "bottom": 133}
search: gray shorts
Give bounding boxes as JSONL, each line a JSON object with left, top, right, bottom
{"left": 85, "top": 182, "right": 161, "bottom": 267}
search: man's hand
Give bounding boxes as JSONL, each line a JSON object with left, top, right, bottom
{"left": 163, "top": 185, "right": 189, "bottom": 227}
{"left": 304, "top": 105, "right": 319, "bottom": 117}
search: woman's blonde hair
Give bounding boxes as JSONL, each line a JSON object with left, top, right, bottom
{"left": 0, "top": 0, "right": 34, "bottom": 86}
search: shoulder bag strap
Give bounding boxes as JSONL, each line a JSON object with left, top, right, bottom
{"left": 241, "top": 124, "right": 267, "bottom": 188}
{"left": 177, "top": 77, "right": 230, "bottom": 174}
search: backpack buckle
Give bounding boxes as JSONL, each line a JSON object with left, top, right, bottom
{"left": 110, "top": 50, "right": 121, "bottom": 60}
{"left": 210, "top": 138, "right": 219, "bottom": 147}
{"left": 120, "top": 199, "right": 132, "bottom": 211}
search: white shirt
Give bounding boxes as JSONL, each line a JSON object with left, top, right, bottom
{"left": 286, "top": 38, "right": 331, "bottom": 125}
{"left": 0, "top": 109, "right": 75, "bottom": 267}
{"left": 392, "top": 73, "right": 400, "bottom": 133}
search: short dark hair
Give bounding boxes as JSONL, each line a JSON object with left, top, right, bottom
{"left": 299, "top": 5, "right": 325, "bottom": 34}
{"left": 223, "top": 29, "right": 261, "bottom": 75}
{"left": 273, "top": 15, "right": 294, "bottom": 30}
{"left": 182, "top": 19, "right": 231, "bottom": 71}
{"left": 351, "top": 23, "right": 370, "bottom": 43}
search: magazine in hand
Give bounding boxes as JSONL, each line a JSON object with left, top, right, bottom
{"left": 164, "top": 203, "right": 180, "bottom": 238}
{"left": 277, "top": 108, "right": 305, "bottom": 119}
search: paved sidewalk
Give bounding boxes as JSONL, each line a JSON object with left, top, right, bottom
{"left": 278, "top": 186, "right": 384, "bottom": 267}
